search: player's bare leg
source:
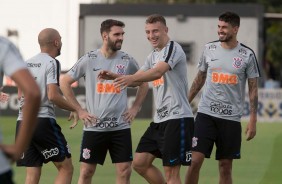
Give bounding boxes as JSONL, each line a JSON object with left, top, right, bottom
{"left": 219, "top": 159, "right": 233, "bottom": 184}
{"left": 53, "top": 157, "right": 73, "bottom": 184}
{"left": 115, "top": 162, "right": 132, "bottom": 184}
{"left": 164, "top": 165, "right": 181, "bottom": 184}
{"left": 185, "top": 151, "right": 205, "bottom": 184}
{"left": 133, "top": 152, "right": 165, "bottom": 184}
{"left": 25, "top": 167, "right": 41, "bottom": 184}
{"left": 78, "top": 162, "right": 97, "bottom": 184}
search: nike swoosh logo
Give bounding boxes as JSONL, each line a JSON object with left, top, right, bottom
{"left": 211, "top": 59, "right": 219, "bottom": 61}
{"left": 169, "top": 158, "right": 178, "bottom": 163}
{"left": 93, "top": 68, "right": 101, "bottom": 71}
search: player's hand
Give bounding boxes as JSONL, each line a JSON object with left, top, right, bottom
{"left": 122, "top": 106, "right": 139, "bottom": 124}
{"left": 0, "top": 87, "right": 9, "bottom": 103}
{"left": 68, "top": 111, "right": 79, "bottom": 129}
{"left": 0, "top": 144, "right": 23, "bottom": 162}
{"left": 245, "top": 121, "right": 256, "bottom": 141}
{"left": 0, "top": 92, "right": 9, "bottom": 103}
{"left": 98, "top": 70, "right": 117, "bottom": 81}
{"left": 114, "top": 75, "right": 133, "bottom": 90}
{"left": 77, "top": 109, "right": 99, "bottom": 128}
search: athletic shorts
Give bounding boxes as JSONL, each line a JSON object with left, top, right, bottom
{"left": 136, "top": 118, "right": 194, "bottom": 166}
{"left": 192, "top": 112, "right": 241, "bottom": 160}
{"left": 0, "top": 170, "right": 14, "bottom": 184}
{"left": 80, "top": 128, "right": 132, "bottom": 165}
{"left": 16, "top": 118, "right": 71, "bottom": 167}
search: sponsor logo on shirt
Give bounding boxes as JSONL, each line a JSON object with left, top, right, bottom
{"left": 239, "top": 48, "right": 247, "bottom": 56}
{"left": 157, "top": 105, "right": 169, "bottom": 119}
{"left": 116, "top": 64, "right": 126, "bottom": 75}
{"left": 121, "top": 55, "right": 130, "bottom": 62}
{"left": 41, "top": 147, "right": 59, "bottom": 159}
{"left": 210, "top": 101, "right": 233, "bottom": 115}
{"left": 87, "top": 51, "right": 97, "bottom": 59}
{"left": 152, "top": 76, "right": 164, "bottom": 87}
{"left": 82, "top": 148, "right": 91, "bottom": 159}
{"left": 211, "top": 72, "right": 238, "bottom": 85}
{"left": 209, "top": 44, "right": 217, "bottom": 50}
{"left": 93, "top": 117, "right": 119, "bottom": 129}
{"left": 96, "top": 82, "right": 121, "bottom": 94}
{"left": 27, "top": 63, "right": 41, "bottom": 67}
{"left": 233, "top": 57, "right": 243, "bottom": 69}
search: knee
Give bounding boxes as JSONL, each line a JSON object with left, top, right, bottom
{"left": 80, "top": 166, "right": 95, "bottom": 179}
{"left": 117, "top": 165, "right": 132, "bottom": 178}
{"left": 58, "top": 159, "right": 74, "bottom": 175}
{"left": 132, "top": 160, "right": 147, "bottom": 175}
{"left": 219, "top": 160, "right": 232, "bottom": 177}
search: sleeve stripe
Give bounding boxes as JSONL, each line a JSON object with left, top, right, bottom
{"left": 55, "top": 59, "right": 61, "bottom": 85}
{"left": 240, "top": 43, "right": 261, "bottom": 77}
{"left": 164, "top": 41, "right": 174, "bottom": 63}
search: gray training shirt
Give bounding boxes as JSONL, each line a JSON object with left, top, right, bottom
{"left": 141, "top": 41, "right": 194, "bottom": 123}
{"left": 67, "top": 49, "right": 139, "bottom": 132}
{"left": 0, "top": 36, "right": 26, "bottom": 174}
{"left": 197, "top": 41, "right": 261, "bottom": 122}
{"left": 18, "top": 53, "right": 60, "bottom": 120}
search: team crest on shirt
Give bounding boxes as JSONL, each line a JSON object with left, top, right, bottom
{"left": 192, "top": 137, "right": 198, "bottom": 148}
{"left": 209, "top": 44, "right": 217, "bottom": 50}
{"left": 82, "top": 148, "right": 91, "bottom": 159}
{"left": 116, "top": 64, "right": 126, "bottom": 75}
{"left": 232, "top": 57, "right": 243, "bottom": 68}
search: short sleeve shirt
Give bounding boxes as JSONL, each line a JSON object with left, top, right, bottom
{"left": 67, "top": 50, "right": 139, "bottom": 132}
{"left": 197, "top": 41, "right": 261, "bottom": 122}
{"left": 18, "top": 53, "right": 60, "bottom": 120}
{"left": 141, "top": 41, "right": 194, "bottom": 123}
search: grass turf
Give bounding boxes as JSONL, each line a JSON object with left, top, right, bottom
{"left": 0, "top": 117, "right": 281, "bottom": 184}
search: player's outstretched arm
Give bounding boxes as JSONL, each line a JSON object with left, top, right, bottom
{"left": 245, "top": 77, "right": 258, "bottom": 141}
{"left": 188, "top": 70, "right": 207, "bottom": 103}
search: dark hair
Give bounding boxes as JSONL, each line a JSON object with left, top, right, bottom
{"left": 146, "top": 14, "right": 166, "bottom": 26}
{"left": 100, "top": 19, "right": 125, "bottom": 34}
{"left": 219, "top": 11, "right": 240, "bottom": 27}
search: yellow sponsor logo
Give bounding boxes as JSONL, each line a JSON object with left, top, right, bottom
{"left": 152, "top": 76, "right": 164, "bottom": 87}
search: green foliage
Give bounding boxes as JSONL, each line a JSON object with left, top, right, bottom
{"left": 265, "top": 21, "right": 282, "bottom": 68}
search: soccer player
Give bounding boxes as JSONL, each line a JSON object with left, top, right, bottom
{"left": 113, "top": 14, "right": 194, "bottom": 184}
{"left": 0, "top": 36, "right": 41, "bottom": 184}
{"left": 185, "top": 11, "right": 260, "bottom": 184}
{"left": 16, "top": 28, "right": 77, "bottom": 184}
{"left": 60, "top": 19, "right": 148, "bottom": 184}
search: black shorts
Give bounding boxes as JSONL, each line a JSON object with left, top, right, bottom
{"left": 136, "top": 118, "right": 194, "bottom": 166}
{"left": 16, "top": 118, "right": 71, "bottom": 167}
{"left": 192, "top": 112, "right": 241, "bottom": 160}
{"left": 80, "top": 128, "right": 132, "bottom": 165}
{"left": 0, "top": 170, "right": 14, "bottom": 184}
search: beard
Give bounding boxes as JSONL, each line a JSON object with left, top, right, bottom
{"left": 57, "top": 48, "right": 61, "bottom": 56}
{"left": 108, "top": 38, "right": 122, "bottom": 51}
{"left": 219, "top": 33, "right": 233, "bottom": 42}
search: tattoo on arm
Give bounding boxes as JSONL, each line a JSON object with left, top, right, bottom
{"left": 248, "top": 78, "right": 258, "bottom": 115}
{"left": 188, "top": 71, "right": 207, "bottom": 103}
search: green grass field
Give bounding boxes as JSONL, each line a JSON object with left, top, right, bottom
{"left": 1, "top": 117, "right": 282, "bottom": 184}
